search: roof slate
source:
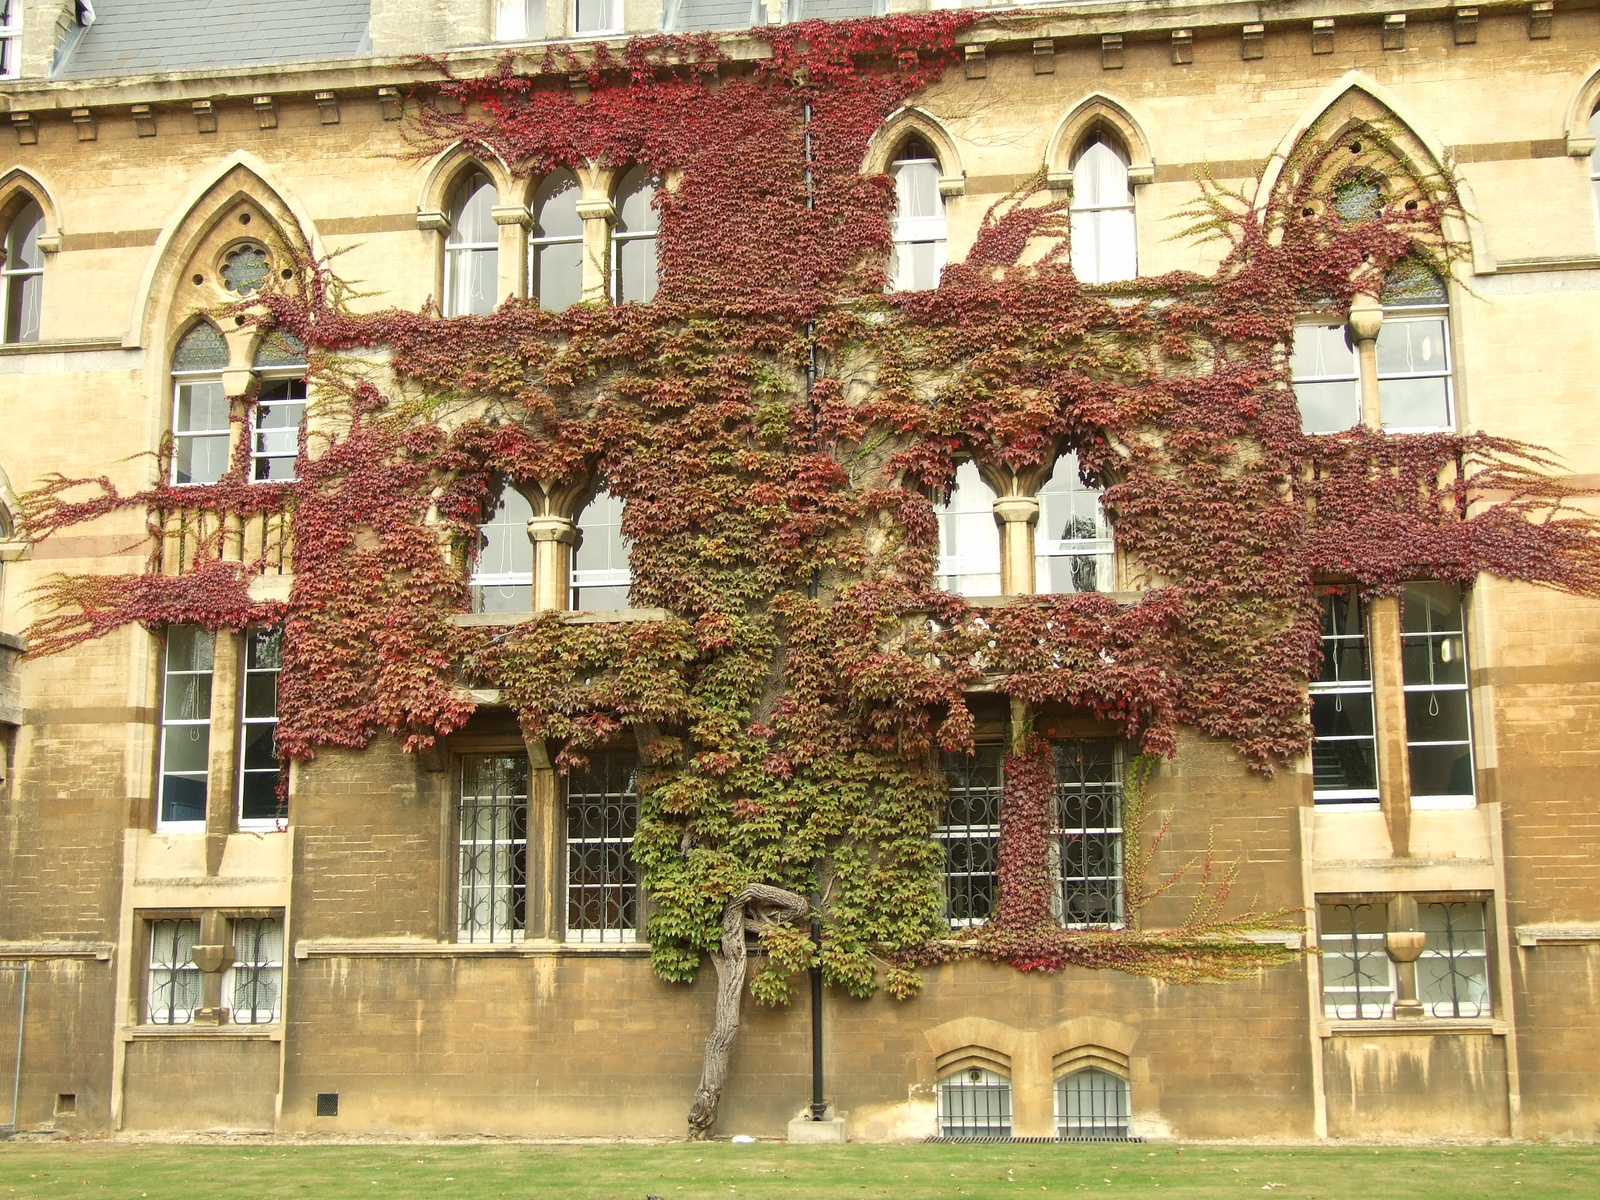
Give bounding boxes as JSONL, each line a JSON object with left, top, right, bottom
{"left": 58, "top": 0, "right": 372, "bottom": 79}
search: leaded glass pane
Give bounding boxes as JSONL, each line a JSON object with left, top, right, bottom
{"left": 172, "top": 323, "right": 229, "bottom": 373}
{"left": 253, "top": 332, "right": 307, "bottom": 369}
{"left": 1333, "top": 176, "right": 1384, "bottom": 223}
{"left": 221, "top": 244, "right": 270, "bottom": 295}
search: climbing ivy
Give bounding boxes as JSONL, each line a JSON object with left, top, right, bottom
{"left": 20, "top": 19, "right": 1600, "bottom": 1003}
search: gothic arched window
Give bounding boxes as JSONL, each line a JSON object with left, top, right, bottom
{"left": 933, "top": 462, "right": 1000, "bottom": 597}
{"left": 1, "top": 199, "right": 43, "bottom": 344}
{"left": 888, "top": 136, "right": 946, "bottom": 292}
{"left": 1035, "top": 452, "right": 1113, "bottom": 594}
{"left": 530, "top": 169, "right": 584, "bottom": 312}
{"left": 444, "top": 172, "right": 499, "bottom": 318}
{"left": 571, "top": 488, "right": 632, "bottom": 610}
{"left": 170, "top": 323, "right": 231, "bottom": 486}
{"left": 1069, "top": 134, "right": 1136, "bottom": 284}
{"left": 612, "top": 167, "right": 660, "bottom": 304}
{"left": 471, "top": 485, "right": 534, "bottom": 613}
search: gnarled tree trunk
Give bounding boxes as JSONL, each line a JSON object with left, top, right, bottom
{"left": 686, "top": 883, "right": 809, "bottom": 1139}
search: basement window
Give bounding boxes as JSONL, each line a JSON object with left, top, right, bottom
{"left": 1055, "top": 1068, "right": 1130, "bottom": 1140}
{"left": 147, "top": 919, "right": 202, "bottom": 1025}
{"left": 1419, "top": 901, "right": 1491, "bottom": 1018}
{"left": 1319, "top": 901, "right": 1396, "bottom": 1019}
{"left": 937, "top": 1067, "right": 1012, "bottom": 1139}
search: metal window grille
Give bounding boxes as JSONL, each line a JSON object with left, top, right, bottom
{"left": 159, "top": 627, "right": 214, "bottom": 827}
{"left": 471, "top": 485, "right": 535, "bottom": 614}
{"left": 566, "top": 750, "right": 640, "bottom": 942}
{"left": 239, "top": 627, "right": 285, "bottom": 826}
{"left": 1310, "top": 589, "right": 1379, "bottom": 803}
{"left": 1052, "top": 741, "right": 1124, "bottom": 928}
{"left": 1319, "top": 902, "right": 1396, "bottom": 1019}
{"left": 1419, "top": 901, "right": 1491, "bottom": 1018}
{"left": 0, "top": 200, "right": 43, "bottom": 344}
{"left": 1035, "top": 451, "right": 1113, "bottom": 595}
{"left": 1400, "top": 583, "right": 1475, "bottom": 806}
{"left": 229, "top": 917, "right": 284, "bottom": 1025}
{"left": 937, "top": 1068, "right": 1012, "bottom": 1138}
{"left": 147, "top": 919, "right": 203, "bottom": 1025}
{"left": 934, "top": 462, "right": 1000, "bottom": 596}
{"left": 937, "top": 747, "right": 1002, "bottom": 927}
{"left": 458, "top": 755, "right": 529, "bottom": 943}
{"left": 251, "top": 379, "right": 306, "bottom": 483}
{"left": 570, "top": 489, "right": 632, "bottom": 611}
{"left": 1055, "top": 1068, "right": 1131, "bottom": 1140}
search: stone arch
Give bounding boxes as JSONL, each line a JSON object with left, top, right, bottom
{"left": 1044, "top": 93, "right": 1155, "bottom": 190}
{"left": 0, "top": 166, "right": 65, "bottom": 251}
{"left": 1259, "top": 72, "right": 1490, "bottom": 274}
{"left": 1562, "top": 63, "right": 1600, "bottom": 154}
{"left": 864, "top": 106, "right": 967, "bottom": 196}
{"left": 127, "top": 151, "right": 321, "bottom": 351}
{"left": 1045, "top": 1015, "right": 1138, "bottom": 1078}
{"left": 923, "top": 1017, "right": 1024, "bottom": 1076}
{"left": 417, "top": 143, "right": 515, "bottom": 220}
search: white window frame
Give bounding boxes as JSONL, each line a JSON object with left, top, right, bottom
{"left": 249, "top": 370, "right": 307, "bottom": 484}
{"left": 443, "top": 174, "right": 500, "bottom": 319}
{"left": 0, "top": 2, "right": 20, "bottom": 81}
{"left": 0, "top": 200, "right": 44, "bottom": 344}
{"left": 528, "top": 169, "right": 585, "bottom": 311}
{"left": 1418, "top": 900, "right": 1491, "bottom": 1019}
{"left": 1401, "top": 583, "right": 1476, "bottom": 810}
{"left": 1376, "top": 303, "right": 1454, "bottom": 434}
{"left": 158, "top": 626, "right": 214, "bottom": 833}
{"left": 170, "top": 369, "right": 231, "bottom": 488}
{"left": 570, "top": 488, "right": 631, "bottom": 610}
{"left": 888, "top": 148, "right": 946, "bottom": 293}
{"left": 238, "top": 626, "right": 285, "bottom": 831}
{"left": 1310, "top": 588, "right": 1380, "bottom": 807}
{"left": 496, "top": 0, "right": 547, "bottom": 40}
{"left": 610, "top": 169, "right": 660, "bottom": 304}
{"left": 936, "top": 1067, "right": 1012, "bottom": 1139}
{"left": 1055, "top": 1067, "right": 1131, "bottom": 1140}
{"left": 1069, "top": 136, "right": 1137, "bottom": 285}
{"left": 1590, "top": 107, "right": 1600, "bottom": 242}
{"left": 934, "top": 461, "right": 1001, "bottom": 597}
{"left": 1290, "top": 320, "right": 1362, "bottom": 436}
{"left": 470, "top": 485, "right": 536, "bottom": 614}
{"left": 572, "top": 0, "right": 622, "bottom": 36}
{"left": 1035, "top": 452, "right": 1113, "bottom": 596}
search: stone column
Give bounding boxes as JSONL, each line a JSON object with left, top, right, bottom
{"left": 993, "top": 496, "right": 1040, "bottom": 596}
{"left": 492, "top": 203, "right": 531, "bottom": 306}
{"left": 528, "top": 515, "right": 576, "bottom": 612}
{"left": 205, "top": 630, "right": 244, "bottom": 874}
{"left": 1347, "top": 292, "right": 1384, "bottom": 430}
{"left": 576, "top": 198, "right": 615, "bottom": 303}
{"left": 524, "top": 733, "right": 563, "bottom": 941}
{"left": 1386, "top": 893, "right": 1427, "bottom": 1018}
{"left": 189, "top": 909, "right": 234, "bottom": 1025}
{"left": 1367, "top": 596, "right": 1411, "bottom": 857}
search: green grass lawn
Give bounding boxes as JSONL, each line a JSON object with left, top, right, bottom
{"left": 0, "top": 1141, "right": 1594, "bottom": 1199}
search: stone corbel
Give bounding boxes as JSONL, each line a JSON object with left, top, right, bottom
{"left": 575, "top": 198, "right": 616, "bottom": 224}
{"left": 35, "top": 234, "right": 61, "bottom": 255}
{"left": 492, "top": 203, "right": 532, "bottom": 230}
{"left": 416, "top": 210, "right": 450, "bottom": 233}
{"left": 254, "top": 96, "right": 278, "bottom": 130}
{"left": 1567, "top": 132, "right": 1596, "bottom": 157}
{"left": 378, "top": 87, "right": 403, "bottom": 121}
{"left": 188, "top": 912, "right": 234, "bottom": 1026}
{"left": 193, "top": 100, "right": 218, "bottom": 134}
{"left": 222, "top": 368, "right": 256, "bottom": 399}
{"left": 0, "top": 540, "right": 31, "bottom": 563}
{"left": 937, "top": 175, "right": 966, "bottom": 199}
{"left": 131, "top": 104, "right": 157, "bottom": 138}
{"left": 71, "top": 109, "right": 97, "bottom": 142}
{"left": 314, "top": 92, "right": 341, "bottom": 125}
{"left": 527, "top": 515, "right": 578, "bottom": 545}
{"left": 10, "top": 112, "right": 35, "bottom": 145}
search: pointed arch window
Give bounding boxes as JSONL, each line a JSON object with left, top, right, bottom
{"left": 471, "top": 485, "right": 534, "bottom": 614}
{"left": 170, "top": 323, "right": 231, "bottom": 487}
{"left": 1, "top": 199, "right": 43, "bottom": 344}
{"left": 1069, "top": 134, "right": 1136, "bottom": 284}
{"left": 444, "top": 172, "right": 499, "bottom": 318}
{"left": 888, "top": 136, "right": 946, "bottom": 292}
{"left": 1291, "top": 322, "right": 1361, "bottom": 435}
{"left": 530, "top": 170, "right": 584, "bottom": 312}
{"left": 933, "top": 462, "right": 1000, "bottom": 597}
{"left": 1036, "top": 452, "right": 1113, "bottom": 595}
{"left": 1377, "top": 262, "right": 1453, "bottom": 432}
{"left": 1590, "top": 108, "right": 1600, "bottom": 233}
{"left": 612, "top": 167, "right": 659, "bottom": 304}
{"left": 251, "top": 334, "right": 307, "bottom": 483}
{"left": 571, "top": 488, "right": 631, "bottom": 610}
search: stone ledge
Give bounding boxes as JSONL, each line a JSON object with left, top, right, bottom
{"left": 1516, "top": 922, "right": 1600, "bottom": 947}
{"left": 450, "top": 607, "right": 671, "bottom": 627}
{"left": 1318, "top": 1017, "right": 1508, "bottom": 1037}
{"left": 123, "top": 1026, "right": 281, "bottom": 1042}
{"left": 0, "top": 941, "right": 113, "bottom": 960}
{"left": 294, "top": 938, "right": 651, "bottom": 960}
{"left": 0, "top": 337, "right": 124, "bottom": 355}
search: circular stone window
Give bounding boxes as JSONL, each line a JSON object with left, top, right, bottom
{"left": 220, "top": 244, "right": 271, "bottom": 295}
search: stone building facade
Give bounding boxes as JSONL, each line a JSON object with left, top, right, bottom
{"left": 0, "top": 0, "right": 1598, "bottom": 1142}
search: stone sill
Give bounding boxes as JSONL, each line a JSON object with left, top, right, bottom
{"left": 293, "top": 938, "right": 650, "bottom": 960}
{"left": 1516, "top": 923, "right": 1600, "bottom": 947}
{"left": 0, "top": 337, "right": 123, "bottom": 355}
{"left": 0, "top": 941, "right": 113, "bottom": 960}
{"left": 123, "top": 1025, "right": 281, "bottom": 1043}
{"left": 962, "top": 592, "right": 1145, "bottom": 608}
{"left": 1319, "top": 1017, "right": 1507, "bottom": 1038}
{"left": 1488, "top": 255, "right": 1600, "bottom": 275}
{"left": 450, "top": 608, "right": 671, "bottom": 628}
